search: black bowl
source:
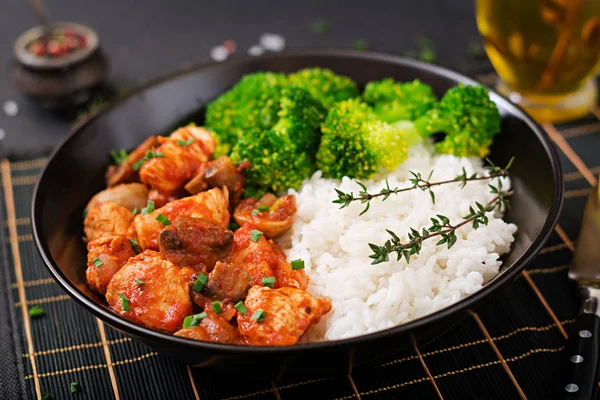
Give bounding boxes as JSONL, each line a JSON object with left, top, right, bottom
{"left": 32, "top": 49, "right": 563, "bottom": 376}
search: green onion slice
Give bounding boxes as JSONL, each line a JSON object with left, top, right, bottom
{"left": 117, "top": 293, "right": 130, "bottom": 312}
{"left": 128, "top": 239, "right": 140, "bottom": 254}
{"left": 261, "top": 276, "right": 275, "bottom": 288}
{"left": 192, "top": 272, "right": 208, "bottom": 292}
{"left": 132, "top": 207, "right": 138, "bottom": 216}
{"left": 291, "top": 259, "right": 305, "bottom": 270}
{"left": 249, "top": 230, "right": 263, "bottom": 242}
{"left": 135, "top": 279, "right": 145, "bottom": 286}
{"left": 156, "top": 213, "right": 170, "bottom": 226}
{"left": 177, "top": 138, "right": 195, "bottom": 146}
{"left": 212, "top": 301, "right": 223, "bottom": 314}
{"left": 183, "top": 312, "right": 207, "bottom": 328}
{"left": 141, "top": 200, "right": 155, "bottom": 215}
{"left": 258, "top": 205, "right": 270, "bottom": 211}
{"left": 234, "top": 301, "right": 248, "bottom": 315}
{"left": 251, "top": 209, "right": 259, "bottom": 216}
{"left": 70, "top": 382, "right": 80, "bottom": 393}
{"left": 92, "top": 257, "right": 104, "bottom": 267}
{"left": 251, "top": 309, "right": 266, "bottom": 323}
{"left": 29, "top": 305, "right": 45, "bottom": 318}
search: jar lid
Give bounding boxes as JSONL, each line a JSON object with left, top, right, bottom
{"left": 14, "top": 22, "right": 99, "bottom": 69}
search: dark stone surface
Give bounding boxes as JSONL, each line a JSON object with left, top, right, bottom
{"left": 0, "top": 0, "right": 488, "bottom": 160}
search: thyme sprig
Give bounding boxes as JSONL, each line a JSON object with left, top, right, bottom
{"left": 368, "top": 190, "right": 514, "bottom": 265}
{"left": 333, "top": 157, "right": 513, "bottom": 216}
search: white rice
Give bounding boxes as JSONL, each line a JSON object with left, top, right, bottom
{"left": 280, "top": 143, "right": 517, "bottom": 342}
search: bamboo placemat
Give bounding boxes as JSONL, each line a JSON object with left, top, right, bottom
{"left": 1, "top": 73, "right": 598, "bottom": 399}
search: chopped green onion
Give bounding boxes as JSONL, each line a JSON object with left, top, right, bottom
{"left": 249, "top": 230, "right": 263, "bottom": 242}
{"left": 252, "top": 209, "right": 259, "bottom": 216}
{"left": 227, "top": 222, "right": 239, "bottom": 230}
{"left": 110, "top": 149, "right": 129, "bottom": 165}
{"left": 234, "top": 301, "right": 248, "bottom": 315}
{"left": 251, "top": 309, "right": 266, "bottom": 323}
{"left": 261, "top": 276, "right": 275, "bottom": 288}
{"left": 128, "top": 239, "right": 140, "bottom": 254}
{"left": 291, "top": 259, "right": 305, "bottom": 270}
{"left": 29, "top": 305, "right": 45, "bottom": 318}
{"left": 154, "top": 151, "right": 165, "bottom": 157}
{"left": 192, "top": 272, "right": 208, "bottom": 292}
{"left": 212, "top": 301, "right": 223, "bottom": 314}
{"left": 135, "top": 279, "right": 145, "bottom": 286}
{"left": 177, "top": 138, "right": 195, "bottom": 146}
{"left": 258, "top": 205, "right": 270, "bottom": 211}
{"left": 92, "top": 257, "right": 103, "bottom": 267}
{"left": 132, "top": 158, "right": 145, "bottom": 171}
{"left": 156, "top": 213, "right": 170, "bottom": 226}
{"left": 42, "top": 393, "right": 54, "bottom": 400}
{"left": 141, "top": 200, "right": 155, "bottom": 214}
{"left": 132, "top": 207, "right": 138, "bottom": 216}
{"left": 70, "top": 382, "right": 80, "bottom": 393}
{"left": 183, "top": 312, "right": 207, "bottom": 328}
{"left": 117, "top": 293, "right": 130, "bottom": 312}
{"left": 82, "top": 208, "right": 88, "bottom": 219}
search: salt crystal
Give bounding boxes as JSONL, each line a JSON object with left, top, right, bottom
{"left": 259, "top": 33, "right": 285, "bottom": 52}
{"left": 3, "top": 100, "right": 18, "bottom": 117}
{"left": 247, "top": 45, "right": 265, "bottom": 56}
{"left": 210, "top": 46, "right": 229, "bottom": 62}
{"left": 0, "top": 128, "right": 6, "bottom": 140}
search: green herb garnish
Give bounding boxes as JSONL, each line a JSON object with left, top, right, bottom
{"left": 132, "top": 207, "right": 138, "bottom": 216}
{"left": 257, "top": 205, "right": 270, "bottom": 211}
{"left": 228, "top": 222, "right": 239, "bottom": 230}
{"left": 311, "top": 19, "right": 329, "bottom": 34}
{"left": 156, "top": 213, "right": 170, "bottom": 226}
{"left": 291, "top": 259, "right": 305, "bottom": 270}
{"left": 212, "top": 301, "right": 223, "bottom": 314}
{"left": 135, "top": 279, "right": 145, "bottom": 286}
{"left": 70, "top": 382, "right": 80, "bottom": 393}
{"left": 249, "top": 230, "right": 263, "bottom": 242}
{"left": 141, "top": 200, "right": 155, "bottom": 215}
{"left": 42, "top": 393, "right": 54, "bottom": 400}
{"left": 128, "top": 239, "right": 140, "bottom": 254}
{"left": 92, "top": 257, "right": 103, "bottom": 267}
{"left": 110, "top": 149, "right": 129, "bottom": 165}
{"left": 183, "top": 312, "right": 207, "bottom": 328}
{"left": 251, "top": 309, "right": 266, "bottom": 322}
{"left": 117, "top": 293, "right": 130, "bottom": 312}
{"left": 192, "top": 272, "right": 208, "bottom": 292}
{"left": 234, "top": 301, "right": 248, "bottom": 315}
{"left": 252, "top": 209, "right": 260, "bottom": 216}
{"left": 261, "top": 276, "right": 275, "bottom": 289}
{"left": 132, "top": 150, "right": 165, "bottom": 171}
{"left": 352, "top": 39, "right": 368, "bottom": 51}
{"left": 29, "top": 305, "right": 45, "bottom": 318}
{"left": 177, "top": 138, "right": 195, "bottom": 146}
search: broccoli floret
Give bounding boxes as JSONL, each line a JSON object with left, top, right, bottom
{"left": 362, "top": 78, "right": 437, "bottom": 122}
{"left": 288, "top": 68, "right": 359, "bottom": 109}
{"left": 414, "top": 84, "right": 501, "bottom": 157}
{"left": 273, "top": 87, "right": 327, "bottom": 155}
{"left": 316, "top": 99, "right": 408, "bottom": 179}
{"left": 205, "top": 72, "right": 288, "bottom": 155}
{"left": 230, "top": 129, "right": 314, "bottom": 197}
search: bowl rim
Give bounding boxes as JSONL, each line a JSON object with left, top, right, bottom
{"left": 31, "top": 48, "right": 564, "bottom": 354}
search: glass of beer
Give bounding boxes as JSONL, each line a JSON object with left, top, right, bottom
{"left": 476, "top": 0, "right": 600, "bottom": 123}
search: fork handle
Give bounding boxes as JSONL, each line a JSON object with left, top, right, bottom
{"left": 561, "top": 287, "right": 600, "bottom": 400}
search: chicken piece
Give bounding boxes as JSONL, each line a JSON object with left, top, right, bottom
{"left": 234, "top": 194, "right": 296, "bottom": 238}
{"left": 148, "top": 188, "right": 184, "bottom": 209}
{"left": 226, "top": 224, "right": 308, "bottom": 290}
{"left": 86, "top": 183, "right": 148, "bottom": 212}
{"left": 139, "top": 126, "right": 216, "bottom": 195}
{"left": 130, "top": 187, "right": 230, "bottom": 251}
{"left": 237, "top": 286, "right": 331, "bottom": 346}
{"left": 174, "top": 311, "right": 238, "bottom": 344}
{"left": 105, "top": 136, "right": 159, "bottom": 187}
{"left": 84, "top": 202, "right": 134, "bottom": 241}
{"left": 203, "top": 261, "right": 251, "bottom": 302}
{"left": 86, "top": 234, "right": 135, "bottom": 295}
{"left": 106, "top": 250, "right": 195, "bottom": 333}
{"left": 158, "top": 216, "right": 233, "bottom": 271}
{"left": 185, "top": 156, "right": 248, "bottom": 208}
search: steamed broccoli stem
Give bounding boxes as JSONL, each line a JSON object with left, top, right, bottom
{"left": 230, "top": 129, "right": 314, "bottom": 197}
{"left": 413, "top": 84, "right": 500, "bottom": 157}
{"left": 205, "top": 72, "right": 288, "bottom": 152}
{"left": 288, "top": 68, "right": 359, "bottom": 109}
{"left": 391, "top": 120, "right": 423, "bottom": 147}
{"left": 363, "top": 78, "right": 437, "bottom": 122}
